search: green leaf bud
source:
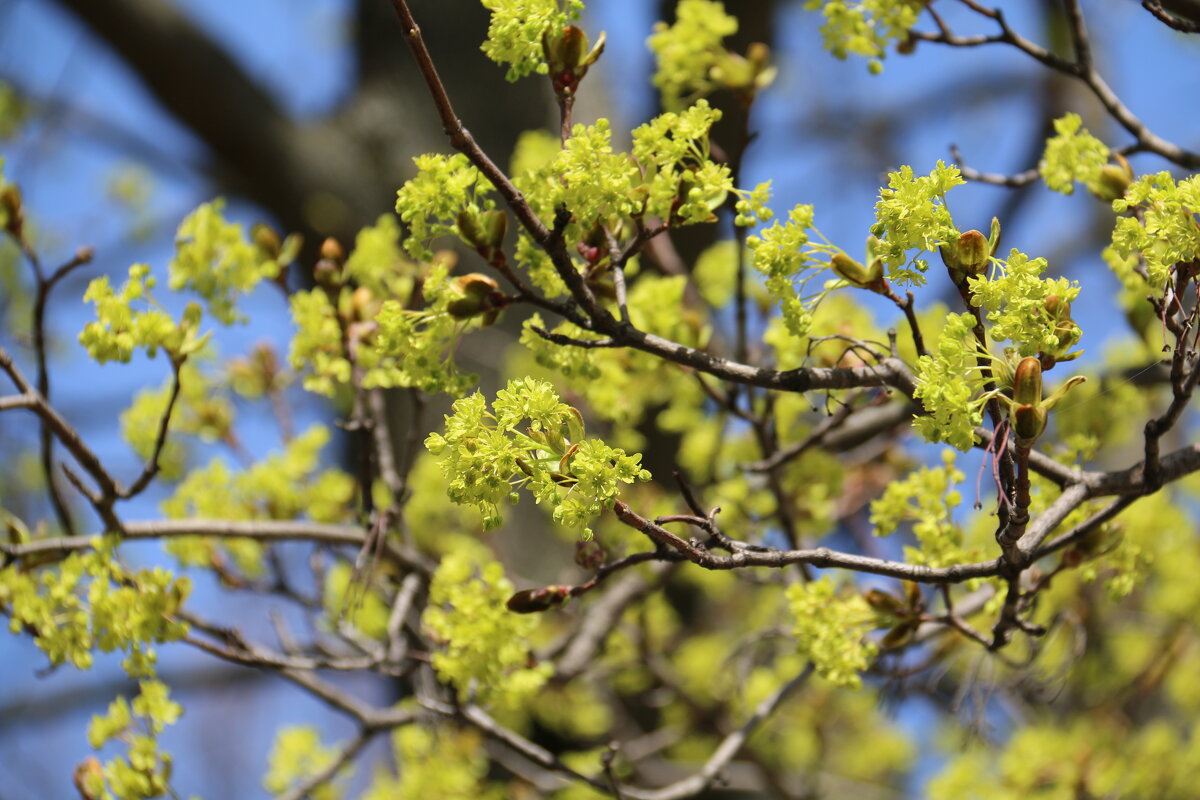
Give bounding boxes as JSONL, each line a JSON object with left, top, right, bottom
{"left": 565, "top": 405, "right": 586, "bottom": 443}
{"left": 831, "top": 253, "right": 872, "bottom": 287}
{"left": 456, "top": 209, "right": 486, "bottom": 249}
{"left": 881, "top": 619, "right": 918, "bottom": 649}
{"left": 1094, "top": 153, "right": 1134, "bottom": 202}
{"left": 482, "top": 209, "right": 508, "bottom": 249}
{"left": 988, "top": 216, "right": 1002, "bottom": 256}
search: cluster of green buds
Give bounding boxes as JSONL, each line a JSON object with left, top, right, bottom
{"left": 1093, "top": 153, "right": 1134, "bottom": 202}
{"left": 940, "top": 217, "right": 1001, "bottom": 284}
{"left": 1040, "top": 294, "right": 1083, "bottom": 367}
{"left": 446, "top": 273, "right": 507, "bottom": 327}
{"left": 997, "top": 355, "right": 1086, "bottom": 449}
{"left": 543, "top": 25, "right": 605, "bottom": 100}
{"left": 710, "top": 41, "right": 777, "bottom": 104}
{"left": 456, "top": 207, "right": 508, "bottom": 267}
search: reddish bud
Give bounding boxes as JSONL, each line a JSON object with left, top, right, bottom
{"left": 1011, "top": 356, "right": 1043, "bottom": 407}
{"left": 319, "top": 236, "right": 344, "bottom": 263}
{"left": 1, "top": 184, "right": 23, "bottom": 238}
{"left": 507, "top": 585, "right": 571, "bottom": 613}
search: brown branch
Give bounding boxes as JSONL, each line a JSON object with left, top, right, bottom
{"left": 919, "top": 3, "right": 1200, "bottom": 168}
{"left": 29, "top": 247, "right": 95, "bottom": 535}
{"left": 0, "top": 518, "right": 432, "bottom": 575}
{"left": 120, "top": 360, "right": 183, "bottom": 499}
{"left": 612, "top": 500, "right": 1003, "bottom": 584}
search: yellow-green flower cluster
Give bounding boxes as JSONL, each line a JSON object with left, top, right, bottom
{"left": 929, "top": 718, "right": 1200, "bottom": 800}
{"left": 804, "top": 0, "right": 925, "bottom": 73}
{"left": 425, "top": 377, "right": 651, "bottom": 536}
{"left": 0, "top": 538, "right": 190, "bottom": 676}
{"left": 160, "top": 425, "right": 354, "bottom": 574}
{"left": 870, "top": 450, "right": 967, "bottom": 567}
{"left": 519, "top": 276, "right": 708, "bottom": 434}
{"left": 84, "top": 681, "right": 183, "bottom": 800}
{"left": 264, "top": 726, "right": 346, "bottom": 800}
{"left": 162, "top": 424, "right": 353, "bottom": 523}
{"left": 480, "top": 0, "right": 583, "bottom": 81}
{"left": 872, "top": 160, "right": 965, "bottom": 285}
{"left": 748, "top": 204, "right": 818, "bottom": 337}
{"left": 362, "top": 726, "right": 504, "bottom": 800}
{"left": 968, "top": 249, "right": 1080, "bottom": 357}
{"left": 395, "top": 153, "right": 494, "bottom": 260}
{"left": 553, "top": 119, "right": 640, "bottom": 223}
{"left": 1039, "top": 112, "right": 1111, "bottom": 196}
{"left": 786, "top": 576, "right": 878, "bottom": 688}
{"left": 344, "top": 213, "right": 420, "bottom": 298}
{"left": 366, "top": 263, "right": 484, "bottom": 396}
{"left": 647, "top": 0, "right": 738, "bottom": 110}
{"left": 423, "top": 550, "right": 553, "bottom": 708}
{"left": 913, "top": 312, "right": 985, "bottom": 450}
{"left": 734, "top": 180, "right": 774, "bottom": 228}
{"left": 632, "top": 99, "right": 732, "bottom": 224}
{"left": 170, "top": 199, "right": 298, "bottom": 324}
{"left": 79, "top": 264, "right": 208, "bottom": 364}
{"left": 1111, "top": 172, "right": 1200, "bottom": 289}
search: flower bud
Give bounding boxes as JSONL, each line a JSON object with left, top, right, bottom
{"left": 558, "top": 26, "right": 588, "bottom": 71}
{"left": 575, "top": 539, "right": 605, "bottom": 571}
{"left": 507, "top": 585, "right": 570, "bottom": 613}
{"left": 1043, "top": 294, "right": 1068, "bottom": 319}
{"left": 1011, "top": 356, "right": 1043, "bottom": 407}
{"left": 1, "top": 183, "right": 23, "bottom": 238}
{"left": 349, "top": 286, "right": 377, "bottom": 321}
{"left": 946, "top": 230, "right": 990, "bottom": 275}
{"left": 73, "top": 757, "right": 104, "bottom": 800}
{"left": 319, "top": 236, "right": 344, "bottom": 263}
{"left": 864, "top": 589, "right": 906, "bottom": 617}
